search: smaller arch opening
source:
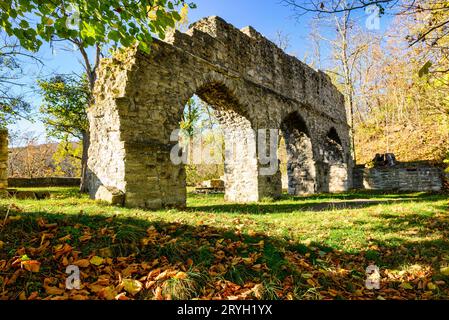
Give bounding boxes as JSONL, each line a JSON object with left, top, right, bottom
{"left": 327, "top": 128, "right": 342, "bottom": 146}
{"left": 322, "top": 127, "right": 348, "bottom": 193}
{"left": 281, "top": 112, "right": 310, "bottom": 138}
{"left": 279, "top": 112, "right": 316, "bottom": 195}
{"left": 324, "top": 127, "right": 344, "bottom": 164}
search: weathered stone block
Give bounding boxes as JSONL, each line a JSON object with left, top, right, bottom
{"left": 95, "top": 186, "right": 125, "bottom": 206}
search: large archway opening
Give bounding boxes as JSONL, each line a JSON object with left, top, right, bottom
{"left": 280, "top": 112, "right": 316, "bottom": 195}
{"left": 179, "top": 95, "right": 224, "bottom": 188}
{"left": 178, "top": 82, "right": 259, "bottom": 203}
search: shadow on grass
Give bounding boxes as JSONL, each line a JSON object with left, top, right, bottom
{"left": 1, "top": 202, "right": 449, "bottom": 300}
{"left": 282, "top": 190, "right": 446, "bottom": 201}
{"left": 186, "top": 198, "right": 441, "bottom": 214}
{"left": 185, "top": 190, "right": 448, "bottom": 214}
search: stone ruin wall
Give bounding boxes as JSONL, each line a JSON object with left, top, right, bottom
{"left": 0, "top": 130, "right": 8, "bottom": 192}
{"left": 88, "top": 16, "right": 353, "bottom": 209}
{"left": 353, "top": 165, "right": 443, "bottom": 192}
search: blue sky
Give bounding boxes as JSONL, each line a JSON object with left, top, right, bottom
{"left": 9, "top": 0, "right": 388, "bottom": 143}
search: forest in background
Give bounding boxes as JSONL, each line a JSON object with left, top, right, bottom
{"left": 7, "top": 131, "right": 81, "bottom": 178}
{"left": 348, "top": 15, "right": 449, "bottom": 164}
{"left": 292, "top": 1, "right": 449, "bottom": 165}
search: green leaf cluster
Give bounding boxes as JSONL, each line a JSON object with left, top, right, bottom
{"left": 0, "top": 0, "right": 197, "bottom": 53}
{"left": 38, "top": 74, "right": 90, "bottom": 140}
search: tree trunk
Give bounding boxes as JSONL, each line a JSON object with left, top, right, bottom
{"left": 80, "top": 130, "right": 90, "bottom": 193}
{"left": 75, "top": 42, "right": 100, "bottom": 194}
{"left": 338, "top": 11, "right": 357, "bottom": 165}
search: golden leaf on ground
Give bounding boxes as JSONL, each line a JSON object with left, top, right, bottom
{"left": 307, "top": 279, "right": 317, "bottom": 287}
{"left": 252, "top": 284, "right": 264, "bottom": 299}
{"left": 0, "top": 241, "right": 4, "bottom": 249}
{"left": 155, "top": 270, "right": 169, "bottom": 281}
{"left": 90, "top": 256, "right": 104, "bottom": 266}
{"left": 58, "top": 235, "right": 72, "bottom": 242}
{"left": 122, "top": 279, "right": 143, "bottom": 295}
{"left": 328, "top": 289, "right": 339, "bottom": 297}
{"left": 427, "top": 283, "right": 437, "bottom": 290}
{"left": 252, "top": 264, "right": 262, "bottom": 271}
{"left": 73, "top": 259, "right": 90, "bottom": 268}
{"left": 49, "top": 294, "right": 69, "bottom": 300}
{"left": 89, "top": 284, "right": 106, "bottom": 293}
{"left": 27, "top": 292, "right": 39, "bottom": 300}
{"left": 248, "top": 230, "right": 257, "bottom": 237}
{"left": 354, "top": 289, "right": 364, "bottom": 296}
{"left": 7, "top": 269, "right": 24, "bottom": 285}
{"left": 147, "top": 268, "right": 161, "bottom": 280}
{"left": 11, "top": 257, "right": 23, "bottom": 268}
{"left": 98, "top": 286, "right": 117, "bottom": 300}
{"left": 53, "top": 243, "right": 72, "bottom": 259}
{"left": 37, "top": 241, "right": 50, "bottom": 254}
{"left": 174, "top": 272, "right": 188, "bottom": 280}
{"left": 154, "top": 286, "right": 163, "bottom": 300}
{"left": 400, "top": 282, "right": 413, "bottom": 290}
{"left": 441, "top": 267, "right": 449, "bottom": 276}
{"left": 115, "top": 293, "right": 130, "bottom": 300}
{"left": 45, "top": 285, "right": 65, "bottom": 295}
{"left": 141, "top": 238, "right": 153, "bottom": 246}
{"left": 79, "top": 234, "right": 92, "bottom": 242}
{"left": 95, "top": 275, "right": 111, "bottom": 286}
{"left": 22, "top": 260, "right": 41, "bottom": 273}
{"left": 146, "top": 280, "right": 156, "bottom": 290}
{"left": 121, "top": 263, "right": 138, "bottom": 276}
{"left": 62, "top": 256, "right": 69, "bottom": 267}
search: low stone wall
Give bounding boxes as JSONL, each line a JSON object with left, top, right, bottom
{"left": 0, "top": 130, "right": 7, "bottom": 190}
{"left": 8, "top": 177, "right": 81, "bottom": 188}
{"left": 353, "top": 164, "right": 443, "bottom": 192}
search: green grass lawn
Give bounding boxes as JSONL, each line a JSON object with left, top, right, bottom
{"left": 0, "top": 188, "right": 448, "bottom": 300}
